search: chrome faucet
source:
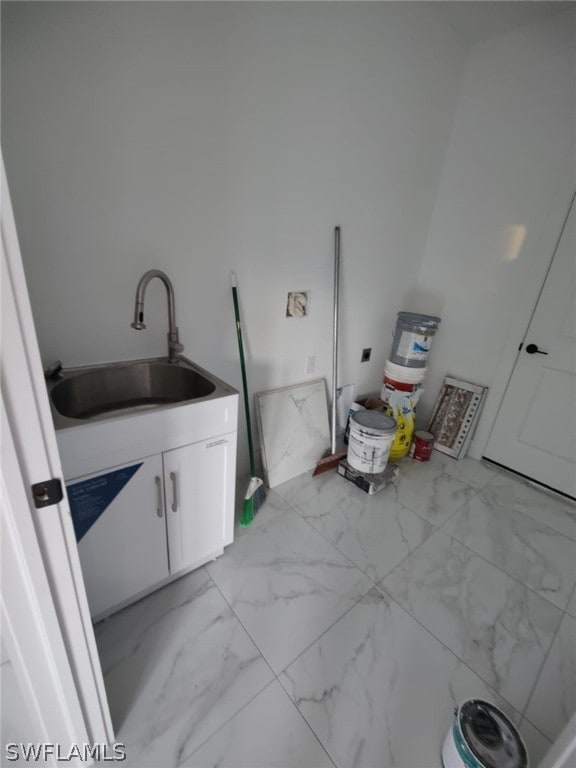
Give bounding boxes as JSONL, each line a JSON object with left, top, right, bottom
{"left": 131, "top": 269, "right": 184, "bottom": 363}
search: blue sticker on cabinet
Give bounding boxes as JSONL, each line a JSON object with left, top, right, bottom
{"left": 67, "top": 463, "right": 143, "bottom": 542}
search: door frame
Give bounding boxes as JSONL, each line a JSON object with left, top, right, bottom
{"left": 1, "top": 155, "right": 113, "bottom": 751}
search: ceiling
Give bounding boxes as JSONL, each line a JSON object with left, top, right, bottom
{"left": 433, "top": 1, "right": 573, "bottom": 45}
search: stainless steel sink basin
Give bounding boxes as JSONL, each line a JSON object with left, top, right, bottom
{"left": 48, "top": 357, "right": 236, "bottom": 428}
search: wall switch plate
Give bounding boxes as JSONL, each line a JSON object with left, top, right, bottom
{"left": 361, "top": 347, "right": 372, "bottom": 362}
{"left": 305, "top": 355, "right": 315, "bottom": 375}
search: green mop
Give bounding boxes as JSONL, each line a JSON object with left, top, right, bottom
{"left": 231, "top": 274, "right": 267, "bottom": 526}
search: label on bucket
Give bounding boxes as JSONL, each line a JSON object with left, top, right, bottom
{"left": 347, "top": 413, "right": 396, "bottom": 475}
{"left": 396, "top": 331, "right": 432, "bottom": 362}
{"left": 348, "top": 429, "right": 394, "bottom": 474}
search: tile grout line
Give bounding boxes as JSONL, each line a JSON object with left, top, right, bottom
{"left": 437, "top": 513, "right": 576, "bottom": 615}
{"left": 239, "top": 488, "right": 384, "bottom": 590}
{"left": 288, "top": 493, "right": 441, "bottom": 587}
{"left": 97, "top": 566, "right": 274, "bottom": 767}
{"left": 398, "top": 487, "right": 481, "bottom": 532}
{"left": 100, "top": 461, "right": 565, "bottom": 766}
{"left": 258, "top": 473, "right": 572, "bottom": 643}
{"left": 199, "top": 567, "right": 339, "bottom": 768}
{"left": 564, "top": 578, "right": 576, "bottom": 620}
{"left": 240, "top": 466, "right": 569, "bottom": 742}
{"left": 216, "top": 537, "right": 528, "bottom": 752}
{"left": 241, "top": 510, "right": 467, "bottom": 687}
{"left": 270, "top": 566, "right": 527, "bottom": 748}
{"left": 473, "top": 474, "right": 576, "bottom": 544}
{"left": 519, "top": 577, "right": 576, "bottom": 735}
{"left": 375, "top": 476, "right": 574, "bottom": 738}
{"left": 274, "top": 676, "right": 339, "bottom": 768}
{"left": 177, "top": 568, "right": 280, "bottom": 761}
{"left": 373, "top": 579, "right": 527, "bottom": 725}
{"left": 204, "top": 551, "right": 529, "bottom": 764}
{"left": 177, "top": 678, "right": 277, "bottom": 766}
{"left": 518, "top": 715, "right": 554, "bottom": 749}
{"left": 205, "top": 544, "right": 374, "bottom": 680}
{"left": 348, "top": 465, "right": 575, "bottom": 616}
{"left": 282, "top": 461, "right": 487, "bottom": 535}
{"left": 518, "top": 605, "right": 568, "bottom": 730}
{"left": 220, "top": 492, "right": 386, "bottom": 679}
{"left": 203, "top": 565, "right": 278, "bottom": 681}
{"left": 284, "top": 474, "right": 576, "bottom": 552}
{"left": 274, "top": 471, "right": 562, "bottom": 642}
{"left": 273, "top": 679, "right": 339, "bottom": 768}
{"left": 269, "top": 483, "right": 396, "bottom": 584}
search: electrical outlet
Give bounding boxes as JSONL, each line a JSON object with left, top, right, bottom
{"left": 305, "top": 355, "right": 315, "bottom": 375}
{"left": 361, "top": 347, "right": 372, "bottom": 363}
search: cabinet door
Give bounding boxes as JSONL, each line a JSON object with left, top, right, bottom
{"left": 67, "top": 455, "right": 170, "bottom": 618}
{"left": 163, "top": 434, "right": 236, "bottom": 575}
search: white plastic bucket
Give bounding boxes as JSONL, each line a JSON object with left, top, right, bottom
{"left": 381, "top": 360, "right": 427, "bottom": 401}
{"left": 384, "top": 359, "right": 428, "bottom": 384}
{"left": 389, "top": 312, "right": 441, "bottom": 368}
{"left": 441, "top": 700, "right": 527, "bottom": 768}
{"left": 347, "top": 411, "right": 396, "bottom": 474}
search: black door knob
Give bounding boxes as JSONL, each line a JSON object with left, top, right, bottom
{"left": 525, "top": 343, "right": 548, "bottom": 355}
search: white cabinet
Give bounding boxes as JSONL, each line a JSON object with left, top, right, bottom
{"left": 67, "top": 431, "right": 236, "bottom": 620}
{"left": 70, "top": 455, "right": 170, "bottom": 619}
{"left": 56, "top": 375, "right": 238, "bottom": 621}
{"left": 164, "top": 436, "right": 235, "bottom": 575}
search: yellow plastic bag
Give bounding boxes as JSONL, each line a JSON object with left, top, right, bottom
{"left": 385, "top": 389, "right": 423, "bottom": 461}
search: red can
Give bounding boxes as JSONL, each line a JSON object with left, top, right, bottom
{"left": 409, "top": 430, "right": 435, "bottom": 462}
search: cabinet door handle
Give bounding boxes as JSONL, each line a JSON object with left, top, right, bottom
{"left": 155, "top": 476, "right": 164, "bottom": 517}
{"left": 170, "top": 471, "right": 178, "bottom": 512}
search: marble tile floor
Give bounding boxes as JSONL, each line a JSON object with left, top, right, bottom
{"left": 94, "top": 454, "right": 576, "bottom": 768}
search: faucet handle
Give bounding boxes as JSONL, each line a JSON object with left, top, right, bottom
{"left": 44, "top": 360, "right": 64, "bottom": 379}
{"left": 167, "top": 330, "right": 184, "bottom": 361}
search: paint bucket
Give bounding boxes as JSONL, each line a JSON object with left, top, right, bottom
{"left": 347, "top": 411, "right": 397, "bottom": 474}
{"left": 409, "top": 430, "right": 435, "bottom": 462}
{"left": 389, "top": 312, "right": 441, "bottom": 368}
{"left": 442, "top": 700, "right": 527, "bottom": 768}
{"left": 344, "top": 401, "right": 366, "bottom": 445}
{"left": 381, "top": 359, "right": 427, "bottom": 402}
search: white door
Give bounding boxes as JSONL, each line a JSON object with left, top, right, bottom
{"left": 70, "top": 455, "right": 170, "bottom": 619}
{"left": 1, "top": 399, "right": 86, "bottom": 765}
{"left": 484, "top": 193, "right": 576, "bottom": 499}
{"left": 1, "top": 155, "right": 113, "bottom": 748}
{"left": 164, "top": 435, "right": 236, "bottom": 574}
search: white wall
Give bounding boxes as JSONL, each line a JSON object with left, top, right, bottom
{"left": 1, "top": 2, "right": 467, "bottom": 473}
{"left": 410, "top": 9, "right": 576, "bottom": 458}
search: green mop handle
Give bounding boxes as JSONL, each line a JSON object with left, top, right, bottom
{"left": 231, "top": 275, "right": 257, "bottom": 478}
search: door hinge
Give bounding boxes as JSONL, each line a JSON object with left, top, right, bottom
{"left": 31, "top": 478, "right": 64, "bottom": 508}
